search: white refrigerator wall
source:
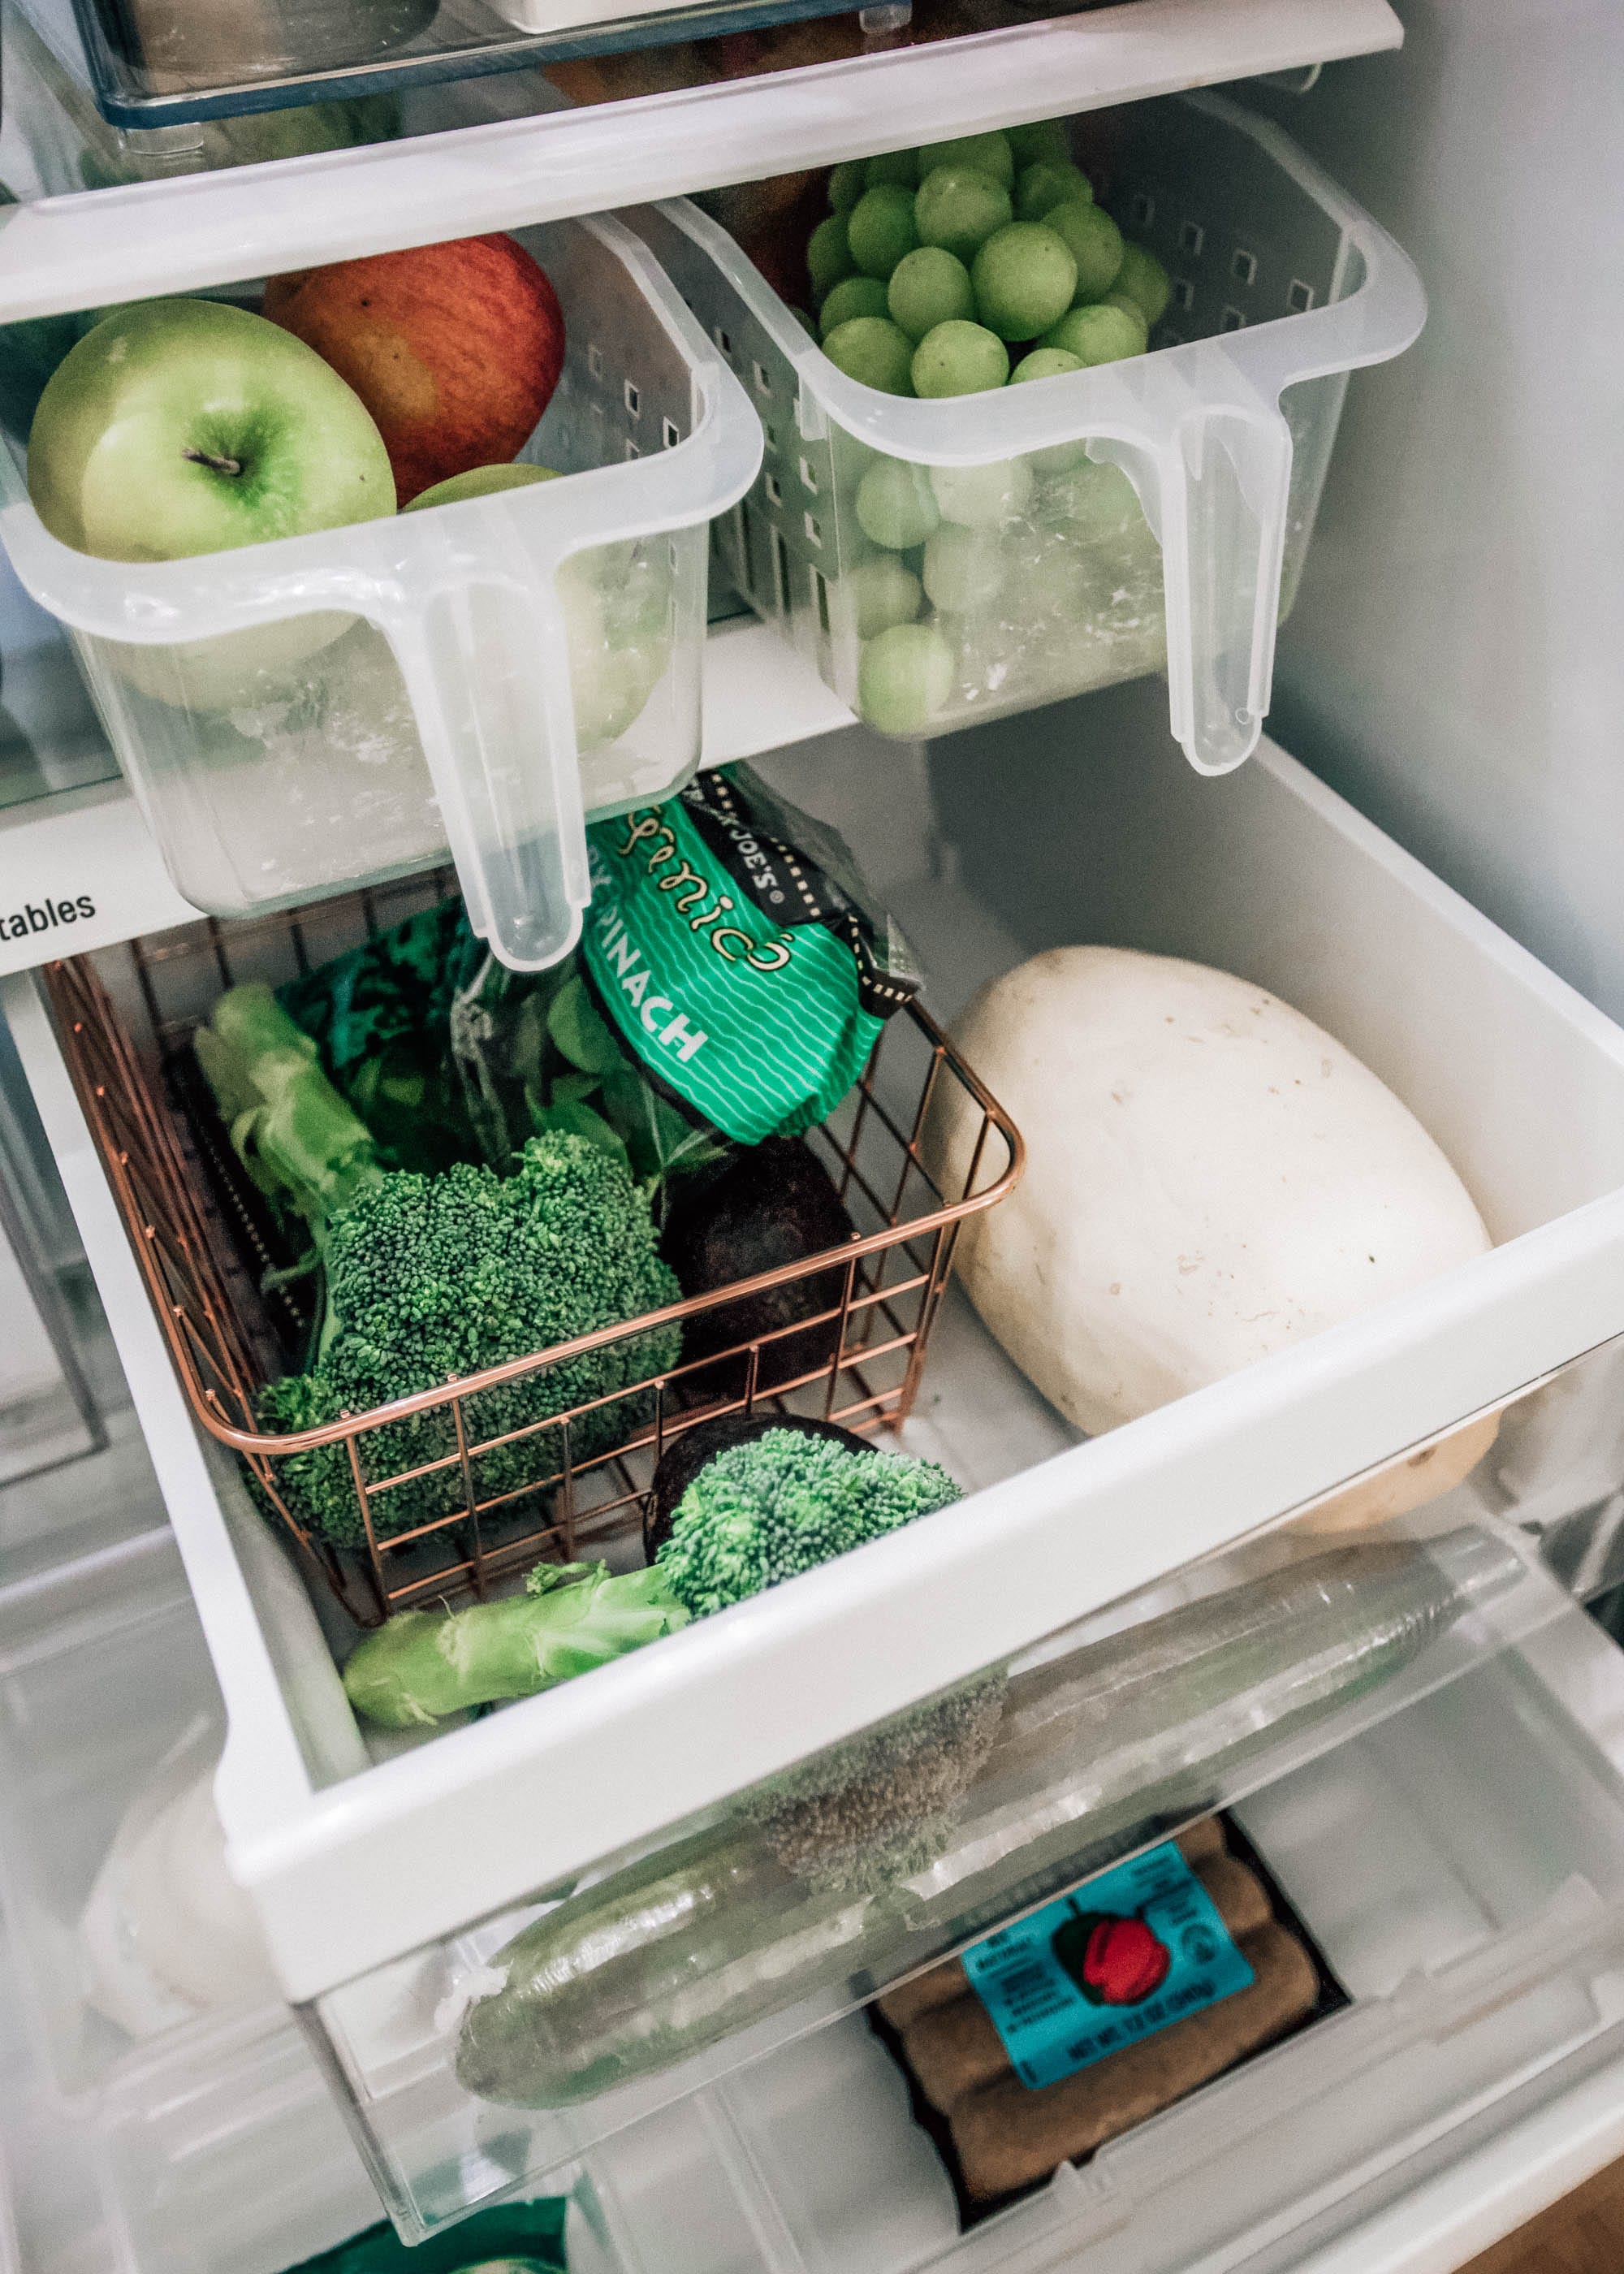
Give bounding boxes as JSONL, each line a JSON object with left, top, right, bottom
{"left": 1263, "top": 0, "right": 1624, "bottom": 1023}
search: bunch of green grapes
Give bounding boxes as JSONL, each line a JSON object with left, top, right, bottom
{"left": 803, "top": 122, "right": 1171, "bottom": 401}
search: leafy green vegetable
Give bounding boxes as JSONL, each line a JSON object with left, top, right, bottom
{"left": 274, "top": 897, "right": 724, "bottom": 1206}
{"left": 343, "top": 1560, "right": 689, "bottom": 1727}
{"left": 546, "top": 974, "right": 623, "bottom": 1075}
{"left": 258, "top": 1132, "right": 680, "bottom": 1550}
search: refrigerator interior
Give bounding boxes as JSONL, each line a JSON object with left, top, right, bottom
{"left": 6, "top": 6, "right": 1624, "bottom": 2268}
{"left": 10, "top": 1495, "right": 1624, "bottom": 2274}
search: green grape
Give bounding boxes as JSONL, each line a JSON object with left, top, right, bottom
{"left": 922, "top": 523, "right": 1007, "bottom": 614}
{"left": 858, "top": 622, "right": 955, "bottom": 734}
{"left": 1043, "top": 456, "right": 1147, "bottom": 546}
{"left": 819, "top": 275, "right": 892, "bottom": 336}
{"left": 1009, "top": 118, "right": 1071, "bottom": 166}
{"left": 1101, "top": 292, "right": 1151, "bottom": 351}
{"left": 1113, "top": 240, "right": 1172, "bottom": 326}
{"left": 844, "top": 555, "right": 924, "bottom": 638}
{"left": 1010, "top": 346, "right": 1083, "bottom": 383}
{"left": 1004, "top": 525, "right": 1099, "bottom": 625}
{"left": 929, "top": 456, "right": 1034, "bottom": 530}
{"left": 1039, "top": 300, "right": 1146, "bottom": 365}
{"left": 864, "top": 149, "right": 919, "bottom": 188}
{"left": 823, "top": 315, "right": 916, "bottom": 394}
{"left": 808, "top": 214, "right": 856, "bottom": 300}
{"left": 970, "top": 223, "right": 1077, "bottom": 341}
{"left": 1015, "top": 159, "right": 1093, "bottom": 221}
{"left": 911, "top": 318, "right": 1009, "bottom": 398}
{"left": 914, "top": 166, "right": 1014, "bottom": 266}
{"left": 918, "top": 131, "right": 1015, "bottom": 189}
{"left": 790, "top": 306, "right": 819, "bottom": 338}
{"left": 855, "top": 457, "right": 942, "bottom": 549}
{"left": 1044, "top": 199, "right": 1124, "bottom": 302}
{"left": 828, "top": 159, "right": 867, "bottom": 213}
{"left": 888, "top": 246, "right": 975, "bottom": 342}
{"left": 847, "top": 184, "right": 920, "bottom": 279}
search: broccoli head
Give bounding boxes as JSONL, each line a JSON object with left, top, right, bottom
{"left": 261, "top": 1131, "right": 680, "bottom": 1551}
{"left": 654, "top": 1429, "right": 961, "bottom": 1617}
{"left": 654, "top": 1428, "right": 1002, "bottom": 1891}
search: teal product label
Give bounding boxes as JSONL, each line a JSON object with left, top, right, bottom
{"left": 584, "top": 767, "right": 920, "bottom": 1145}
{"left": 961, "top": 1840, "right": 1255, "bottom": 2090}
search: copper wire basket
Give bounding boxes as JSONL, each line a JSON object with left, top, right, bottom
{"left": 44, "top": 872, "right": 1022, "bottom": 1627}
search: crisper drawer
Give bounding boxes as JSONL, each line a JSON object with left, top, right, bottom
{"left": 572, "top": 1616, "right": 1624, "bottom": 2274}
{"left": 12, "top": 715, "right": 1624, "bottom": 2239}
{"left": 8, "top": 1526, "right": 1624, "bottom": 2274}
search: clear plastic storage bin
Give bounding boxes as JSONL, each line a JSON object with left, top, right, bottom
{"left": 0, "top": 216, "right": 760, "bottom": 971}
{"left": 633, "top": 91, "right": 1425, "bottom": 772}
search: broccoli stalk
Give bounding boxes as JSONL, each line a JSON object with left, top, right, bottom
{"left": 194, "top": 984, "right": 382, "bottom": 1269}
{"left": 342, "top": 1561, "right": 689, "bottom": 1727}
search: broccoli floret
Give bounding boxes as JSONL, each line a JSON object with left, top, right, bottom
{"left": 654, "top": 1430, "right": 961, "bottom": 1617}
{"left": 745, "top": 1668, "right": 1007, "bottom": 1895}
{"left": 655, "top": 1429, "right": 1000, "bottom": 1891}
{"left": 264, "top": 1131, "right": 680, "bottom": 1550}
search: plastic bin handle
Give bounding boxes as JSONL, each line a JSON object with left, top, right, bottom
{"left": 1154, "top": 394, "right": 1296, "bottom": 777}
{"left": 382, "top": 544, "right": 591, "bottom": 977}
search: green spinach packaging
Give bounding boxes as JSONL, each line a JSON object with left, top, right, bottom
{"left": 581, "top": 765, "right": 921, "bottom": 1146}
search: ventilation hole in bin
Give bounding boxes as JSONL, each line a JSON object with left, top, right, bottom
{"left": 763, "top": 423, "right": 779, "bottom": 455}
{"left": 765, "top": 472, "right": 784, "bottom": 507}
{"left": 1289, "top": 279, "right": 1316, "bottom": 312}
{"left": 715, "top": 325, "right": 732, "bottom": 357}
{"left": 663, "top": 417, "right": 681, "bottom": 449}
{"left": 624, "top": 439, "right": 641, "bottom": 460}
{"left": 804, "top": 512, "right": 823, "bottom": 547}
{"left": 771, "top": 528, "right": 792, "bottom": 616}
{"left": 1179, "top": 220, "right": 1205, "bottom": 257}
{"left": 1129, "top": 192, "right": 1155, "bottom": 228}
{"left": 587, "top": 344, "right": 604, "bottom": 379}
{"left": 624, "top": 380, "right": 641, "bottom": 418}
{"left": 1230, "top": 249, "right": 1258, "bottom": 287}
{"left": 1172, "top": 277, "right": 1195, "bottom": 312}
{"left": 1220, "top": 307, "right": 1247, "bottom": 332}
{"left": 738, "top": 499, "right": 758, "bottom": 593}
{"left": 753, "top": 360, "right": 773, "bottom": 397}
{"left": 814, "top": 566, "right": 831, "bottom": 637}
{"left": 798, "top": 456, "right": 818, "bottom": 495}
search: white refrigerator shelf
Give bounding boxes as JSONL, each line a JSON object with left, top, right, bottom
{"left": 0, "top": 0, "right": 1402, "bottom": 322}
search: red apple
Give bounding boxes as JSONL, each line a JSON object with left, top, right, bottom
{"left": 263, "top": 235, "right": 565, "bottom": 507}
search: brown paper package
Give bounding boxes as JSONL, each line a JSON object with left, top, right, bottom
{"left": 876, "top": 1816, "right": 1230, "bottom": 2034}
{"left": 951, "top": 1920, "right": 1320, "bottom": 2199}
{"left": 902, "top": 1854, "right": 1276, "bottom": 2113}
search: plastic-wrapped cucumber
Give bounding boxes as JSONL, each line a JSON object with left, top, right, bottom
{"left": 456, "top": 1529, "right": 1521, "bottom": 2108}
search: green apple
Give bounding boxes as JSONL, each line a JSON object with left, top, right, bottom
{"left": 408, "top": 463, "right": 669, "bottom": 750}
{"left": 28, "top": 297, "right": 394, "bottom": 562}
{"left": 404, "top": 463, "right": 562, "bottom": 510}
